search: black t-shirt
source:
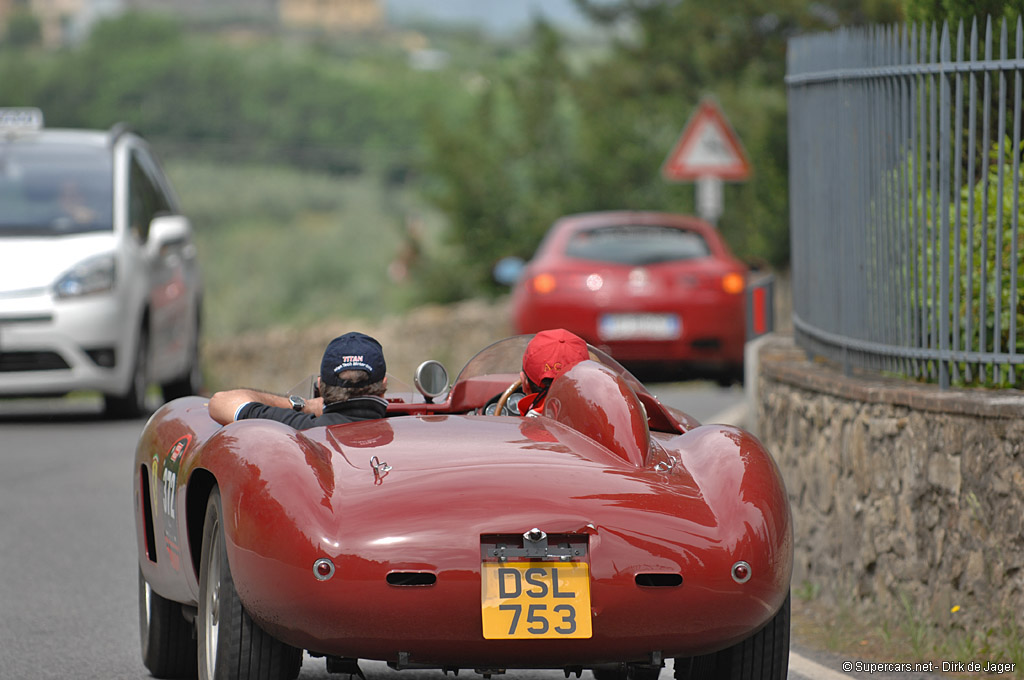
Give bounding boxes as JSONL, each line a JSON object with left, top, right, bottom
{"left": 236, "top": 396, "right": 388, "bottom": 430}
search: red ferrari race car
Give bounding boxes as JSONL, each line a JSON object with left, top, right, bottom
{"left": 134, "top": 335, "right": 792, "bottom": 680}
{"left": 499, "top": 211, "right": 749, "bottom": 383}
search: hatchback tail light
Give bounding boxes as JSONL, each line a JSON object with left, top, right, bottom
{"left": 531, "top": 273, "right": 558, "bottom": 294}
{"left": 721, "top": 272, "right": 745, "bottom": 295}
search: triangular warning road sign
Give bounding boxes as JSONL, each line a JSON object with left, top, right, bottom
{"left": 661, "top": 97, "right": 752, "bottom": 182}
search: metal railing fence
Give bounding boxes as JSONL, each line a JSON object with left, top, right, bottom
{"left": 786, "top": 16, "right": 1024, "bottom": 389}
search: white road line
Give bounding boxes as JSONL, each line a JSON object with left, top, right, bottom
{"left": 791, "top": 650, "right": 851, "bottom": 680}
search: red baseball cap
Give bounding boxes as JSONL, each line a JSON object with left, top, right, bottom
{"left": 522, "top": 329, "right": 589, "bottom": 385}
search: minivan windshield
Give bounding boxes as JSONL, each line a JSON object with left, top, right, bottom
{"left": 0, "top": 143, "right": 113, "bottom": 235}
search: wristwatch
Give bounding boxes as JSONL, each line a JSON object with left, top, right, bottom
{"left": 289, "top": 395, "right": 306, "bottom": 412}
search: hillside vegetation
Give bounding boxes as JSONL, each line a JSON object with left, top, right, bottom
{"left": 0, "top": 2, "right": 921, "bottom": 338}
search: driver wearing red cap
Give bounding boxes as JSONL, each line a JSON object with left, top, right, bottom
{"left": 516, "top": 329, "right": 590, "bottom": 416}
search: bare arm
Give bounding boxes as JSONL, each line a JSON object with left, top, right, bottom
{"left": 208, "top": 388, "right": 323, "bottom": 425}
{"left": 208, "top": 389, "right": 278, "bottom": 425}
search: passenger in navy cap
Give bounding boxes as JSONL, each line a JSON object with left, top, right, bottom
{"left": 209, "top": 332, "right": 388, "bottom": 429}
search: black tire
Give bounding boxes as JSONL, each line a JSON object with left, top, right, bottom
{"left": 139, "top": 567, "right": 198, "bottom": 679}
{"left": 593, "top": 664, "right": 664, "bottom": 680}
{"left": 198, "top": 488, "right": 302, "bottom": 680}
{"left": 162, "top": 323, "right": 202, "bottom": 402}
{"left": 716, "top": 363, "right": 745, "bottom": 388}
{"left": 105, "top": 325, "right": 151, "bottom": 419}
{"left": 674, "top": 596, "right": 790, "bottom": 680}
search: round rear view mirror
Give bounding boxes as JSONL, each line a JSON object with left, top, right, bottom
{"left": 414, "top": 360, "right": 449, "bottom": 402}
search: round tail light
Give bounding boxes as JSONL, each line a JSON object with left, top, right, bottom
{"left": 731, "top": 561, "right": 752, "bottom": 584}
{"left": 313, "top": 558, "right": 336, "bottom": 581}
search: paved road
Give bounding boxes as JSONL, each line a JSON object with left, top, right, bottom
{"left": 0, "top": 388, "right": 946, "bottom": 680}
{"left": 645, "top": 380, "right": 746, "bottom": 426}
{"left": 0, "top": 400, "right": 143, "bottom": 679}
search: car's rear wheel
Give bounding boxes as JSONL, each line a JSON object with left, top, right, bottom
{"left": 139, "top": 567, "right": 197, "bottom": 679}
{"left": 198, "top": 488, "right": 301, "bottom": 680}
{"left": 105, "top": 325, "right": 151, "bottom": 419}
{"left": 674, "top": 595, "right": 790, "bottom": 680}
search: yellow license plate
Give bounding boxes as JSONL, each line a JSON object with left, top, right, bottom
{"left": 481, "top": 561, "right": 592, "bottom": 639}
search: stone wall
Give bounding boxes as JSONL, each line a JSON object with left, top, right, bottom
{"left": 754, "top": 335, "right": 1024, "bottom": 631}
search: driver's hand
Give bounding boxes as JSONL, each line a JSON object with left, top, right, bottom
{"left": 306, "top": 397, "right": 325, "bottom": 417}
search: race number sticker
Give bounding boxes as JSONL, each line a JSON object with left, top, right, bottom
{"left": 481, "top": 561, "right": 592, "bottom": 639}
{"left": 160, "top": 435, "right": 191, "bottom": 520}
{"left": 160, "top": 435, "right": 191, "bottom": 571}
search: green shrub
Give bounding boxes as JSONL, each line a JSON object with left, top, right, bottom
{"left": 897, "top": 137, "right": 1024, "bottom": 387}
{"left": 951, "top": 137, "right": 1024, "bottom": 386}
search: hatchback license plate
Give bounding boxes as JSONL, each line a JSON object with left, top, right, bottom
{"left": 481, "top": 562, "right": 592, "bottom": 639}
{"left": 599, "top": 313, "right": 681, "bottom": 341}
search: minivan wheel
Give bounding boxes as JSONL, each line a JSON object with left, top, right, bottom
{"left": 162, "top": 322, "right": 201, "bottom": 401}
{"left": 105, "top": 325, "right": 151, "bottom": 419}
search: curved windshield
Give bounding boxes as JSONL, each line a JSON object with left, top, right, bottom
{"left": 0, "top": 143, "right": 113, "bottom": 235}
{"left": 564, "top": 224, "right": 710, "bottom": 265}
{"left": 453, "top": 335, "right": 649, "bottom": 395}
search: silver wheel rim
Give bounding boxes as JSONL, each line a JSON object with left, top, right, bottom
{"left": 144, "top": 580, "right": 153, "bottom": 628}
{"left": 203, "top": 519, "right": 221, "bottom": 679}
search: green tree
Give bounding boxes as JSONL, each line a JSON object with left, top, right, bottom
{"left": 421, "top": 0, "right": 905, "bottom": 298}
{"left": 421, "top": 20, "right": 587, "bottom": 297}
{"left": 903, "top": 0, "right": 1022, "bottom": 23}
{"left": 3, "top": 7, "right": 42, "bottom": 48}
{"left": 3, "top": 11, "right": 461, "bottom": 175}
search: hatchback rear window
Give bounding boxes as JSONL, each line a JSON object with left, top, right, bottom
{"left": 0, "top": 143, "right": 113, "bottom": 235}
{"left": 564, "top": 224, "right": 710, "bottom": 265}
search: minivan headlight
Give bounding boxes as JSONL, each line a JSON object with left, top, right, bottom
{"left": 54, "top": 253, "right": 117, "bottom": 299}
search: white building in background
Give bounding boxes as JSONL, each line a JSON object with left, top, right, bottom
{"left": 279, "top": 0, "right": 382, "bottom": 32}
{"left": 123, "top": 0, "right": 382, "bottom": 32}
{"left": 121, "top": 0, "right": 277, "bottom": 23}
{"left": 0, "top": 0, "right": 383, "bottom": 48}
{"left": 0, "top": 0, "right": 123, "bottom": 46}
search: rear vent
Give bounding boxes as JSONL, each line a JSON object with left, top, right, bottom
{"left": 635, "top": 573, "right": 682, "bottom": 587}
{"left": 386, "top": 572, "right": 437, "bottom": 586}
{"left": 139, "top": 467, "right": 157, "bottom": 563}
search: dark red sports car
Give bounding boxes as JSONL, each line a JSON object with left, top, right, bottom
{"left": 134, "top": 336, "right": 791, "bottom": 680}
{"left": 506, "top": 211, "right": 748, "bottom": 382}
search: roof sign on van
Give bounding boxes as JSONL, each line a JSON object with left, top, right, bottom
{"left": 0, "top": 108, "right": 44, "bottom": 131}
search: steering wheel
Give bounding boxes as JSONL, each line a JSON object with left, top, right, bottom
{"left": 495, "top": 379, "right": 523, "bottom": 416}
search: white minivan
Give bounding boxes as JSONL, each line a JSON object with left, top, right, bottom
{"left": 0, "top": 109, "right": 202, "bottom": 417}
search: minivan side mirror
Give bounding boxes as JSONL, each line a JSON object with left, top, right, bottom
{"left": 147, "top": 215, "right": 192, "bottom": 258}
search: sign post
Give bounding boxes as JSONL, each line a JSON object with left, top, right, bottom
{"left": 660, "top": 97, "right": 751, "bottom": 226}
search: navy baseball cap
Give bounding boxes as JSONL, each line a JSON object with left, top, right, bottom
{"left": 320, "top": 332, "right": 387, "bottom": 387}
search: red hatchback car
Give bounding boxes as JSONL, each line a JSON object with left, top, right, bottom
{"left": 507, "top": 211, "right": 748, "bottom": 382}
